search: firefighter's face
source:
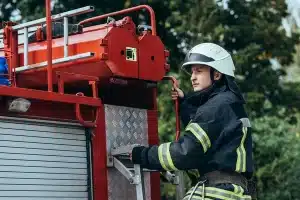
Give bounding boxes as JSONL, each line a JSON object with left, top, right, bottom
{"left": 190, "top": 65, "right": 221, "bottom": 92}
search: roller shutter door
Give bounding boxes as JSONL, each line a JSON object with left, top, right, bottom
{"left": 0, "top": 117, "right": 90, "bottom": 200}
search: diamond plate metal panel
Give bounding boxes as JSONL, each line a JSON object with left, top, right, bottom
{"left": 104, "top": 104, "right": 151, "bottom": 200}
{"left": 107, "top": 169, "right": 151, "bottom": 200}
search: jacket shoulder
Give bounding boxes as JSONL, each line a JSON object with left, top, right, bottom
{"left": 195, "top": 91, "right": 244, "bottom": 121}
{"left": 210, "top": 90, "right": 242, "bottom": 105}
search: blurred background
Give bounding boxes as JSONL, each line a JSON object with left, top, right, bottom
{"left": 1, "top": 0, "right": 299, "bottom": 199}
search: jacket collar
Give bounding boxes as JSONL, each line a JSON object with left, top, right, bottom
{"left": 184, "top": 83, "right": 227, "bottom": 107}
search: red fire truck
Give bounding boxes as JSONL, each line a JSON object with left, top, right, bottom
{"left": 0, "top": 1, "right": 184, "bottom": 200}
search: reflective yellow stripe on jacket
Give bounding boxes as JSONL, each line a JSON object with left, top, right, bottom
{"left": 184, "top": 186, "right": 252, "bottom": 200}
{"left": 185, "top": 122, "right": 211, "bottom": 153}
{"left": 236, "top": 118, "right": 251, "bottom": 173}
{"left": 158, "top": 142, "right": 178, "bottom": 171}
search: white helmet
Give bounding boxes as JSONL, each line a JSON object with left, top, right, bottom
{"left": 181, "top": 43, "right": 235, "bottom": 77}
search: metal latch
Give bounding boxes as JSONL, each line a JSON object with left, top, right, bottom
{"left": 108, "top": 144, "right": 146, "bottom": 200}
{"left": 161, "top": 171, "right": 180, "bottom": 185}
{"left": 137, "top": 25, "right": 152, "bottom": 34}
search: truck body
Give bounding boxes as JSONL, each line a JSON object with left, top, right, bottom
{"left": 0, "top": 4, "right": 172, "bottom": 200}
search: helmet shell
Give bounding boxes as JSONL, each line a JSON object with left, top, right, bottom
{"left": 181, "top": 43, "right": 235, "bottom": 77}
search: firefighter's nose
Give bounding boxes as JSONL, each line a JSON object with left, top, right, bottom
{"left": 190, "top": 73, "right": 196, "bottom": 82}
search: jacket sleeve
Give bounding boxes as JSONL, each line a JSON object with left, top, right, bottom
{"left": 178, "top": 93, "right": 199, "bottom": 128}
{"left": 179, "top": 99, "right": 197, "bottom": 127}
{"left": 132, "top": 132, "right": 205, "bottom": 171}
{"left": 131, "top": 102, "right": 232, "bottom": 171}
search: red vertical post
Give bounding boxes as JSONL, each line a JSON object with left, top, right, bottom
{"left": 92, "top": 107, "right": 108, "bottom": 200}
{"left": 11, "top": 29, "right": 18, "bottom": 87}
{"left": 148, "top": 88, "right": 161, "bottom": 200}
{"left": 46, "top": 0, "right": 53, "bottom": 92}
{"left": 162, "top": 76, "right": 181, "bottom": 141}
{"left": 3, "top": 26, "right": 12, "bottom": 85}
{"left": 174, "top": 96, "right": 180, "bottom": 141}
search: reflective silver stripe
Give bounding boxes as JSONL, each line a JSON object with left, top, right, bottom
{"left": 187, "top": 169, "right": 200, "bottom": 178}
{"left": 233, "top": 184, "right": 239, "bottom": 194}
{"left": 186, "top": 186, "right": 252, "bottom": 200}
{"left": 240, "top": 118, "right": 251, "bottom": 127}
{"left": 186, "top": 123, "right": 211, "bottom": 153}
{"left": 183, "top": 196, "right": 214, "bottom": 200}
{"left": 238, "top": 185, "right": 244, "bottom": 196}
{"left": 232, "top": 184, "right": 244, "bottom": 196}
{"left": 236, "top": 127, "right": 247, "bottom": 172}
{"left": 158, "top": 143, "right": 170, "bottom": 171}
{"left": 158, "top": 143, "right": 178, "bottom": 171}
{"left": 236, "top": 118, "right": 250, "bottom": 172}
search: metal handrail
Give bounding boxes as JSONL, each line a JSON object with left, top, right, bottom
{"left": 0, "top": 5, "right": 94, "bottom": 91}
{"left": 162, "top": 76, "right": 181, "bottom": 141}
{"left": 0, "top": 6, "right": 94, "bottom": 33}
{"left": 79, "top": 5, "right": 157, "bottom": 36}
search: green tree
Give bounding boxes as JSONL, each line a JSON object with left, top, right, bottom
{"left": 252, "top": 115, "right": 300, "bottom": 199}
{"left": 0, "top": 0, "right": 17, "bottom": 21}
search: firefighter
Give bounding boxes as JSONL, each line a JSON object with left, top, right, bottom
{"left": 131, "top": 43, "right": 255, "bottom": 200}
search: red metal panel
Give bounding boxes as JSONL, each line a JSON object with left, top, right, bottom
{"left": 0, "top": 85, "right": 102, "bottom": 106}
{"left": 105, "top": 24, "right": 139, "bottom": 78}
{"left": 92, "top": 107, "right": 108, "bottom": 200}
{"left": 12, "top": 18, "right": 168, "bottom": 89}
{"left": 138, "top": 33, "right": 168, "bottom": 81}
{"left": 17, "top": 60, "right": 112, "bottom": 89}
{"left": 18, "top": 101, "right": 88, "bottom": 121}
{"left": 18, "top": 39, "right": 104, "bottom": 66}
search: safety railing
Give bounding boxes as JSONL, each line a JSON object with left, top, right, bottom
{"left": 78, "top": 5, "right": 156, "bottom": 36}
{"left": 0, "top": 5, "right": 95, "bottom": 91}
{"left": 0, "top": 5, "right": 94, "bottom": 58}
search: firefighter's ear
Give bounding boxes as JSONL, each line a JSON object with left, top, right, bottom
{"left": 214, "top": 71, "right": 222, "bottom": 81}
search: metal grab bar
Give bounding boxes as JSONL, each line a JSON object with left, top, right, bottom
{"left": 162, "top": 76, "right": 181, "bottom": 141}
{"left": 162, "top": 75, "right": 185, "bottom": 200}
{"left": 78, "top": 5, "right": 157, "bottom": 36}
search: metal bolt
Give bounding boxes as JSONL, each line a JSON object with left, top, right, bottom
{"left": 129, "top": 178, "right": 134, "bottom": 184}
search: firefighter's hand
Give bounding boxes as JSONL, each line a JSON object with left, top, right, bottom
{"left": 130, "top": 146, "right": 145, "bottom": 164}
{"left": 171, "top": 86, "right": 184, "bottom": 100}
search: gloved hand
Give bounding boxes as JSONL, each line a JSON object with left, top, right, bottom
{"left": 171, "top": 85, "right": 184, "bottom": 100}
{"left": 130, "top": 146, "right": 147, "bottom": 164}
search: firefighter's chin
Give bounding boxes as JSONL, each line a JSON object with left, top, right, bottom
{"left": 192, "top": 84, "right": 203, "bottom": 92}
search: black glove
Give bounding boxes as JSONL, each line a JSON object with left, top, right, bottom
{"left": 131, "top": 146, "right": 147, "bottom": 164}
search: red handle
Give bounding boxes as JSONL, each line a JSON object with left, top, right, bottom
{"left": 163, "top": 76, "right": 180, "bottom": 141}
{"left": 78, "top": 5, "right": 156, "bottom": 35}
{"left": 75, "top": 92, "right": 100, "bottom": 128}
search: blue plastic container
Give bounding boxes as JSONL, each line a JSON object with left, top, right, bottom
{"left": 0, "top": 57, "right": 11, "bottom": 86}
